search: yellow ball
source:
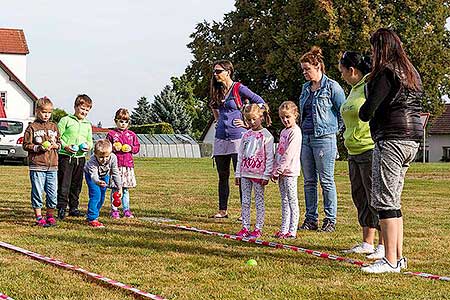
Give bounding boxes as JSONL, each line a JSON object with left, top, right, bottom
{"left": 121, "top": 144, "right": 131, "bottom": 152}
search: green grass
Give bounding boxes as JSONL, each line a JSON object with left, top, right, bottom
{"left": 0, "top": 158, "right": 449, "bottom": 300}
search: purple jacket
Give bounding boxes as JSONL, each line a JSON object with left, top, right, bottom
{"left": 215, "top": 83, "right": 265, "bottom": 140}
{"left": 106, "top": 129, "right": 140, "bottom": 168}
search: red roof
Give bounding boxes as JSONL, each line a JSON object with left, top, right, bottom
{"left": 429, "top": 104, "right": 450, "bottom": 135}
{"left": 92, "top": 126, "right": 110, "bottom": 133}
{"left": 0, "top": 28, "right": 29, "bottom": 55}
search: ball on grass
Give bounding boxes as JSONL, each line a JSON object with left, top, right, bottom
{"left": 246, "top": 259, "right": 257, "bottom": 266}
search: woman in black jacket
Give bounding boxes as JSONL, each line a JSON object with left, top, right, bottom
{"left": 359, "top": 28, "right": 423, "bottom": 273}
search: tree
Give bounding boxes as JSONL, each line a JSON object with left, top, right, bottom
{"left": 130, "top": 96, "right": 152, "bottom": 125}
{"left": 171, "top": 75, "right": 210, "bottom": 139}
{"left": 149, "top": 85, "right": 192, "bottom": 134}
{"left": 51, "top": 108, "right": 68, "bottom": 123}
{"left": 185, "top": 0, "right": 450, "bottom": 131}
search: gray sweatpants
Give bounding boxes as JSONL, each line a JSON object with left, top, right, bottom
{"left": 371, "top": 140, "right": 419, "bottom": 211}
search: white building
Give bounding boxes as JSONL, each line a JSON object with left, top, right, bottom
{"left": 0, "top": 28, "right": 38, "bottom": 120}
{"left": 428, "top": 104, "right": 450, "bottom": 162}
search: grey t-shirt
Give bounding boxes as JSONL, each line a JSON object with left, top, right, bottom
{"left": 84, "top": 153, "right": 122, "bottom": 189}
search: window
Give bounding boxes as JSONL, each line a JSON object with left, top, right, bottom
{"left": 444, "top": 147, "right": 450, "bottom": 161}
{"left": 0, "top": 91, "right": 6, "bottom": 108}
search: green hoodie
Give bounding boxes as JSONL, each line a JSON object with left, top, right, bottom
{"left": 340, "top": 74, "right": 374, "bottom": 155}
{"left": 58, "top": 114, "right": 93, "bottom": 157}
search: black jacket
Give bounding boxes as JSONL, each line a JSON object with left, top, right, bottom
{"left": 359, "top": 66, "right": 423, "bottom": 142}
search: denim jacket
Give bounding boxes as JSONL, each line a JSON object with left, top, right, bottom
{"left": 299, "top": 74, "right": 346, "bottom": 137}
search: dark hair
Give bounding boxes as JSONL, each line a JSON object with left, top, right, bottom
{"left": 369, "top": 28, "right": 421, "bottom": 91}
{"left": 300, "top": 46, "right": 325, "bottom": 73}
{"left": 340, "top": 51, "right": 372, "bottom": 75}
{"left": 74, "top": 94, "right": 93, "bottom": 108}
{"left": 209, "top": 60, "right": 234, "bottom": 108}
{"left": 114, "top": 108, "right": 130, "bottom": 121}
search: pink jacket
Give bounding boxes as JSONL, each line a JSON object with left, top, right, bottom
{"left": 106, "top": 129, "right": 140, "bottom": 168}
{"left": 273, "top": 125, "right": 301, "bottom": 177}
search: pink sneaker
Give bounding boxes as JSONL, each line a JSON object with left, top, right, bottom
{"left": 46, "top": 216, "right": 57, "bottom": 226}
{"left": 273, "top": 231, "right": 286, "bottom": 238}
{"left": 123, "top": 209, "right": 134, "bottom": 218}
{"left": 110, "top": 210, "right": 120, "bottom": 219}
{"left": 249, "top": 228, "right": 262, "bottom": 238}
{"left": 36, "top": 218, "right": 47, "bottom": 227}
{"left": 235, "top": 227, "right": 250, "bottom": 237}
{"left": 283, "top": 232, "right": 296, "bottom": 239}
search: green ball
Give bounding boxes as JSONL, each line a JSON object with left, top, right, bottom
{"left": 246, "top": 259, "right": 257, "bottom": 266}
{"left": 42, "top": 141, "right": 51, "bottom": 149}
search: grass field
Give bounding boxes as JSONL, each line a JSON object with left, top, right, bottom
{"left": 0, "top": 158, "right": 449, "bottom": 300}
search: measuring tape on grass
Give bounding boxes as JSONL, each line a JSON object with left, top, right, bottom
{"left": 141, "top": 217, "right": 450, "bottom": 282}
{"left": 0, "top": 241, "right": 167, "bottom": 300}
{"left": 0, "top": 293, "right": 15, "bottom": 300}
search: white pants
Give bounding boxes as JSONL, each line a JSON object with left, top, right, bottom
{"left": 278, "top": 176, "right": 299, "bottom": 234}
{"left": 240, "top": 177, "right": 265, "bottom": 230}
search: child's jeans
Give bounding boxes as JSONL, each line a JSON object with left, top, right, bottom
{"left": 85, "top": 173, "right": 110, "bottom": 222}
{"left": 240, "top": 177, "right": 265, "bottom": 230}
{"left": 110, "top": 187, "right": 130, "bottom": 211}
{"left": 30, "top": 170, "right": 57, "bottom": 209}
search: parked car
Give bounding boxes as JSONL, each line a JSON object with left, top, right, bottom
{"left": 0, "top": 118, "right": 30, "bottom": 164}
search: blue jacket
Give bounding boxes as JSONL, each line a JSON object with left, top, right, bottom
{"left": 215, "top": 83, "right": 265, "bottom": 140}
{"left": 299, "top": 74, "right": 346, "bottom": 137}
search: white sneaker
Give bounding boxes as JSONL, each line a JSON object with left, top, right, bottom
{"left": 342, "top": 243, "right": 374, "bottom": 254}
{"left": 398, "top": 257, "right": 408, "bottom": 269}
{"left": 361, "top": 257, "right": 400, "bottom": 273}
{"left": 366, "top": 245, "right": 385, "bottom": 260}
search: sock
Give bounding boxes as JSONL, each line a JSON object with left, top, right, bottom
{"left": 36, "top": 215, "right": 43, "bottom": 220}
{"left": 362, "top": 242, "right": 374, "bottom": 250}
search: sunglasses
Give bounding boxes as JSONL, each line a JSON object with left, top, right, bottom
{"left": 213, "top": 69, "right": 227, "bottom": 75}
{"left": 116, "top": 119, "right": 129, "bottom": 124}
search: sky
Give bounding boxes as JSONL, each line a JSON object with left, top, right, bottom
{"left": 2, "top": 0, "right": 235, "bottom": 127}
{"left": 2, "top": 3, "right": 449, "bottom": 127}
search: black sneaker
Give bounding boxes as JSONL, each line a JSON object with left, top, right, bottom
{"left": 68, "top": 209, "right": 84, "bottom": 217}
{"left": 320, "top": 218, "right": 336, "bottom": 232}
{"left": 57, "top": 208, "right": 66, "bottom": 220}
{"left": 299, "top": 219, "right": 318, "bottom": 231}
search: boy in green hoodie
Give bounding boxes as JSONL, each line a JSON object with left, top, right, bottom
{"left": 56, "top": 94, "right": 93, "bottom": 219}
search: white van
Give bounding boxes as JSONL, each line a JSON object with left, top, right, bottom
{"left": 0, "top": 118, "right": 30, "bottom": 164}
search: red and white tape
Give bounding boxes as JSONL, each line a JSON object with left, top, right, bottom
{"left": 0, "top": 293, "right": 15, "bottom": 300}
{"left": 147, "top": 220, "right": 450, "bottom": 282}
{"left": 0, "top": 241, "right": 167, "bottom": 300}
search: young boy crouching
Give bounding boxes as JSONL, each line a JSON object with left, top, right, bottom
{"left": 84, "top": 139, "right": 122, "bottom": 228}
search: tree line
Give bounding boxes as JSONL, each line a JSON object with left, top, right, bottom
{"left": 131, "top": 0, "right": 449, "bottom": 141}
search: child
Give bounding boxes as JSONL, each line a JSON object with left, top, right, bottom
{"left": 22, "top": 97, "right": 61, "bottom": 226}
{"left": 271, "top": 101, "right": 302, "bottom": 239}
{"left": 235, "top": 103, "right": 274, "bottom": 238}
{"left": 56, "top": 94, "right": 93, "bottom": 220}
{"left": 106, "top": 108, "right": 140, "bottom": 219}
{"left": 84, "top": 139, "right": 122, "bottom": 228}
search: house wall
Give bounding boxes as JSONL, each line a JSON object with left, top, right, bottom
{"left": 0, "top": 68, "right": 34, "bottom": 120}
{"left": 428, "top": 134, "right": 450, "bottom": 162}
{"left": 0, "top": 53, "right": 27, "bottom": 83}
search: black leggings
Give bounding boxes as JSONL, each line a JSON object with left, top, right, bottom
{"left": 215, "top": 154, "right": 242, "bottom": 211}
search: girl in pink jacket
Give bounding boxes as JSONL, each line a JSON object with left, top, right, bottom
{"left": 106, "top": 108, "right": 140, "bottom": 218}
{"left": 272, "top": 101, "right": 302, "bottom": 239}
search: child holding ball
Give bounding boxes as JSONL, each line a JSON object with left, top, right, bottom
{"left": 106, "top": 108, "right": 140, "bottom": 218}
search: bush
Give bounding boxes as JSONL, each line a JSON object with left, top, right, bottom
{"left": 129, "top": 122, "right": 174, "bottom": 134}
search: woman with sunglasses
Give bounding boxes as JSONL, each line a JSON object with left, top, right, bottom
{"left": 338, "top": 51, "right": 384, "bottom": 259}
{"left": 209, "top": 59, "right": 265, "bottom": 219}
{"left": 360, "top": 29, "right": 423, "bottom": 273}
{"left": 298, "top": 46, "right": 346, "bottom": 232}
{"left": 106, "top": 108, "right": 140, "bottom": 219}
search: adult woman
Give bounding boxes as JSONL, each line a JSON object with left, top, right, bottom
{"left": 209, "top": 59, "right": 265, "bottom": 219}
{"left": 298, "top": 46, "right": 346, "bottom": 232}
{"left": 338, "top": 51, "right": 384, "bottom": 259}
{"left": 360, "top": 29, "right": 423, "bottom": 273}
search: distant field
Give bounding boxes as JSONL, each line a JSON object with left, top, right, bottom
{"left": 0, "top": 158, "right": 449, "bottom": 300}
